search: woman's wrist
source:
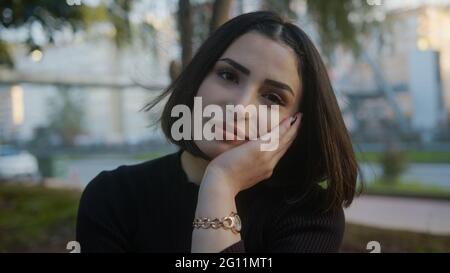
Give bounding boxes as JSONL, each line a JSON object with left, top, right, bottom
{"left": 201, "top": 166, "right": 240, "bottom": 197}
{"left": 194, "top": 169, "right": 239, "bottom": 220}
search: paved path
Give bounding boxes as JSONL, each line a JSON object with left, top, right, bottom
{"left": 345, "top": 195, "right": 450, "bottom": 235}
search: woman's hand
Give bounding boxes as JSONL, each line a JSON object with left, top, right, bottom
{"left": 191, "top": 112, "right": 301, "bottom": 253}
{"left": 203, "top": 112, "right": 302, "bottom": 196}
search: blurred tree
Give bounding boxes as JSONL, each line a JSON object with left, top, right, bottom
{"left": 1, "top": 0, "right": 377, "bottom": 80}
{"left": 178, "top": 0, "right": 193, "bottom": 69}
{"left": 210, "top": 0, "right": 233, "bottom": 33}
{"left": 380, "top": 146, "right": 408, "bottom": 183}
{"left": 263, "top": 0, "right": 375, "bottom": 56}
{"left": 170, "top": 0, "right": 376, "bottom": 79}
{"left": 378, "top": 119, "right": 409, "bottom": 184}
{"left": 0, "top": 40, "right": 13, "bottom": 67}
{"left": 29, "top": 126, "right": 54, "bottom": 150}
{"left": 171, "top": 0, "right": 232, "bottom": 80}
{"left": 47, "top": 87, "right": 84, "bottom": 147}
{"left": 0, "top": 0, "right": 132, "bottom": 67}
{"left": 262, "top": 0, "right": 297, "bottom": 19}
{"left": 105, "top": 0, "right": 132, "bottom": 48}
{"left": 0, "top": 0, "right": 86, "bottom": 29}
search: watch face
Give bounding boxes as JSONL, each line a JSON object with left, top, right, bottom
{"left": 234, "top": 214, "right": 242, "bottom": 231}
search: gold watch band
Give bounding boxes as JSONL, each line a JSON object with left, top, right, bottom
{"left": 193, "top": 212, "right": 241, "bottom": 234}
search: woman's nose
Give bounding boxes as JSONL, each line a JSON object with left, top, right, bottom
{"left": 226, "top": 85, "right": 259, "bottom": 136}
{"left": 232, "top": 84, "right": 258, "bottom": 107}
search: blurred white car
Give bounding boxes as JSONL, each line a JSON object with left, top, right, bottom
{"left": 0, "top": 145, "right": 41, "bottom": 182}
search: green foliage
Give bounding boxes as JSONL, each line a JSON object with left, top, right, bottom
{"left": 380, "top": 148, "right": 408, "bottom": 182}
{"left": 107, "top": 0, "right": 132, "bottom": 48}
{"left": 366, "top": 180, "right": 450, "bottom": 200}
{"left": 47, "top": 87, "right": 84, "bottom": 147}
{"left": 357, "top": 151, "right": 450, "bottom": 164}
{"left": 0, "top": 184, "right": 80, "bottom": 252}
{"left": 1, "top": 0, "right": 379, "bottom": 66}
{"left": 0, "top": 0, "right": 85, "bottom": 28}
{"left": 306, "top": 0, "right": 375, "bottom": 56}
{"left": 264, "top": 0, "right": 377, "bottom": 57}
{"left": 0, "top": 40, "right": 13, "bottom": 67}
{"left": 263, "top": 0, "right": 298, "bottom": 20}
{"left": 0, "top": 1, "right": 132, "bottom": 66}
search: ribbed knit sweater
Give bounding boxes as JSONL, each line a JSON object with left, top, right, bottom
{"left": 76, "top": 150, "right": 345, "bottom": 252}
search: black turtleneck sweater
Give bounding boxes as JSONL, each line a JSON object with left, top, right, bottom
{"left": 76, "top": 150, "right": 345, "bottom": 253}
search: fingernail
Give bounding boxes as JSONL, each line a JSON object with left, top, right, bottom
{"left": 290, "top": 114, "right": 298, "bottom": 126}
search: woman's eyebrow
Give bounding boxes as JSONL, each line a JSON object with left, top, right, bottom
{"left": 218, "top": 57, "right": 295, "bottom": 96}
{"left": 218, "top": 58, "right": 250, "bottom": 75}
{"left": 264, "top": 79, "right": 294, "bottom": 96}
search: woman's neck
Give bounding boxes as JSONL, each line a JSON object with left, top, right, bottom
{"left": 180, "top": 150, "right": 210, "bottom": 186}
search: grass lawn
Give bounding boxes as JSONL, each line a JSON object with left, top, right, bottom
{"left": 356, "top": 151, "right": 450, "bottom": 163}
{"left": 0, "top": 183, "right": 449, "bottom": 253}
{"left": 363, "top": 180, "right": 450, "bottom": 201}
{"left": 0, "top": 184, "right": 80, "bottom": 252}
{"left": 342, "top": 223, "right": 450, "bottom": 252}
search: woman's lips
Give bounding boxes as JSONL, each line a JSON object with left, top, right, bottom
{"left": 208, "top": 120, "right": 249, "bottom": 142}
{"left": 214, "top": 124, "right": 245, "bottom": 142}
{"left": 206, "top": 118, "right": 261, "bottom": 142}
{"left": 223, "top": 121, "right": 250, "bottom": 141}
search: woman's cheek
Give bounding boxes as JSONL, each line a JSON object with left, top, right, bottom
{"left": 258, "top": 108, "right": 282, "bottom": 134}
{"left": 198, "top": 84, "right": 226, "bottom": 104}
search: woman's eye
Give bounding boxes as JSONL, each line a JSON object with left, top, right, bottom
{"left": 217, "top": 70, "right": 238, "bottom": 83}
{"left": 262, "top": 93, "right": 285, "bottom": 106}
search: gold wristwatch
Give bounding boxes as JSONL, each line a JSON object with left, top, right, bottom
{"left": 193, "top": 212, "right": 242, "bottom": 234}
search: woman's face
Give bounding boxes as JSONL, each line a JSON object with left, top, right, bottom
{"left": 194, "top": 31, "right": 302, "bottom": 159}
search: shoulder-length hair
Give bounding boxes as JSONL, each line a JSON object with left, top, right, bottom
{"left": 144, "top": 11, "right": 359, "bottom": 212}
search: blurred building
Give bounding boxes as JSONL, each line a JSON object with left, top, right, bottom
{"left": 0, "top": 8, "right": 177, "bottom": 145}
{"left": 332, "top": 5, "right": 450, "bottom": 141}
{"left": 0, "top": 86, "right": 14, "bottom": 141}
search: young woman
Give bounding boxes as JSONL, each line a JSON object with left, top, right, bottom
{"left": 76, "top": 11, "right": 358, "bottom": 253}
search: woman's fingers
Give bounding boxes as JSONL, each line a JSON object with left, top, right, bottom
{"left": 215, "top": 112, "right": 302, "bottom": 188}
{"left": 271, "top": 113, "right": 302, "bottom": 161}
{"left": 241, "top": 112, "right": 301, "bottom": 162}
{"left": 258, "top": 112, "right": 300, "bottom": 143}
{"left": 279, "top": 112, "right": 302, "bottom": 147}
{"left": 247, "top": 112, "right": 301, "bottom": 171}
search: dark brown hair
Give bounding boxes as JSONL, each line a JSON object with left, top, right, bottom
{"left": 144, "top": 11, "right": 359, "bottom": 211}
